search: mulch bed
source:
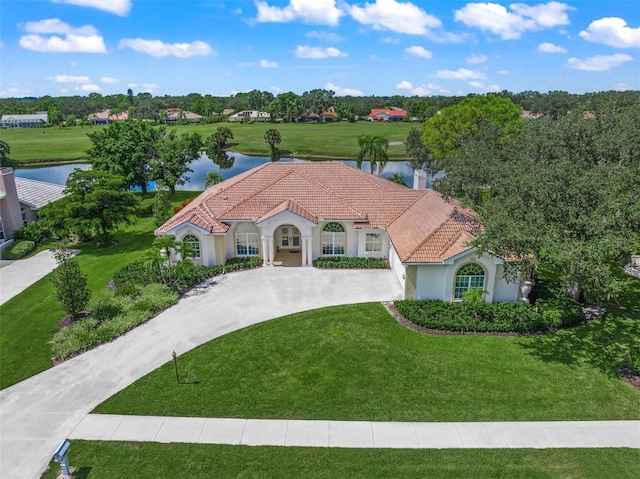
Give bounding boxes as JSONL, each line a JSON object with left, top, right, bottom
{"left": 57, "top": 311, "right": 91, "bottom": 329}
{"left": 620, "top": 365, "right": 640, "bottom": 391}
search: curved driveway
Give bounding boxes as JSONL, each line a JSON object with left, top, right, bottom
{"left": 0, "top": 267, "right": 403, "bottom": 479}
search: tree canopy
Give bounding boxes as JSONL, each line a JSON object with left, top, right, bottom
{"left": 150, "top": 129, "right": 202, "bottom": 195}
{"left": 39, "top": 169, "right": 140, "bottom": 244}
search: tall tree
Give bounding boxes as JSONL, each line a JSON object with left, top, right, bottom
{"left": 204, "top": 171, "right": 224, "bottom": 188}
{"left": 0, "top": 140, "right": 12, "bottom": 167}
{"left": 264, "top": 128, "right": 281, "bottom": 155}
{"left": 87, "top": 120, "right": 159, "bottom": 194}
{"left": 405, "top": 127, "right": 434, "bottom": 173}
{"left": 205, "top": 126, "right": 234, "bottom": 154}
{"left": 150, "top": 129, "right": 202, "bottom": 195}
{"left": 39, "top": 169, "right": 140, "bottom": 244}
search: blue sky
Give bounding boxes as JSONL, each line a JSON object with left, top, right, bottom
{"left": 1, "top": 0, "right": 638, "bottom": 98}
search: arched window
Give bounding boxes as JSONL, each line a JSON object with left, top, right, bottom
{"left": 235, "top": 222, "right": 259, "bottom": 256}
{"left": 182, "top": 234, "right": 201, "bottom": 259}
{"left": 454, "top": 263, "right": 485, "bottom": 300}
{"left": 322, "top": 222, "right": 345, "bottom": 255}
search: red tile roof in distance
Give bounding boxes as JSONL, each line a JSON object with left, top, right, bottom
{"left": 156, "top": 162, "right": 478, "bottom": 263}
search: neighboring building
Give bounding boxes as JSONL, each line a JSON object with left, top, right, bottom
{"left": 522, "top": 111, "right": 544, "bottom": 120}
{"left": 0, "top": 168, "right": 66, "bottom": 252}
{"left": 222, "top": 108, "right": 235, "bottom": 116}
{"left": 156, "top": 162, "right": 519, "bottom": 302}
{"left": 227, "top": 110, "right": 270, "bottom": 122}
{"left": 0, "top": 112, "right": 49, "bottom": 129}
{"left": 368, "top": 108, "right": 407, "bottom": 122}
{"left": 164, "top": 108, "right": 203, "bottom": 123}
{"left": 88, "top": 110, "right": 129, "bottom": 125}
{"left": 300, "top": 110, "right": 338, "bottom": 122}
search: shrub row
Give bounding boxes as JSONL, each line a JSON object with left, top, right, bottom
{"left": 51, "top": 283, "right": 178, "bottom": 360}
{"left": 314, "top": 256, "right": 388, "bottom": 269}
{"left": 394, "top": 297, "right": 583, "bottom": 333}
{"left": 2, "top": 240, "right": 35, "bottom": 260}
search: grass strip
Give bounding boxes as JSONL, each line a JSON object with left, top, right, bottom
{"left": 40, "top": 442, "right": 640, "bottom": 479}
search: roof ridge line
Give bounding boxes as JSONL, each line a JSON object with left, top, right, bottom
{"left": 401, "top": 213, "right": 453, "bottom": 262}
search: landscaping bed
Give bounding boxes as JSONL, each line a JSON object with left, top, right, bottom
{"left": 314, "top": 256, "right": 388, "bottom": 269}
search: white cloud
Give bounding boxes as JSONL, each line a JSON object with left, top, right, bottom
{"left": 498, "top": 69, "right": 508, "bottom": 74}
{"left": 141, "top": 83, "right": 160, "bottom": 94}
{"left": 405, "top": 46, "right": 432, "bottom": 59}
{"left": 270, "top": 85, "right": 282, "bottom": 92}
{"left": 49, "top": 74, "right": 91, "bottom": 83}
{"left": 306, "top": 30, "right": 345, "bottom": 42}
{"left": 350, "top": 0, "right": 441, "bottom": 35}
{"left": 52, "top": 0, "right": 132, "bottom": 16}
{"left": 255, "top": 0, "right": 344, "bottom": 26}
{"left": 455, "top": 1, "right": 573, "bottom": 40}
{"left": 294, "top": 45, "right": 347, "bottom": 58}
{"left": 260, "top": 59, "right": 278, "bottom": 68}
{"left": 100, "top": 76, "right": 119, "bottom": 84}
{"left": 579, "top": 17, "right": 640, "bottom": 48}
{"left": 76, "top": 83, "right": 100, "bottom": 92}
{"left": 538, "top": 42, "right": 567, "bottom": 53}
{"left": 381, "top": 37, "right": 400, "bottom": 44}
{"left": 468, "top": 81, "right": 500, "bottom": 91}
{"left": 326, "top": 82, "right": 363, "bottom": 96}
{"left": 20, "top": 18, "right": 106, "bottom": 53}
{"left": 615, "top": 83, "right": 632, "bottom": 91}
{"left": 20, "top": 34, "right": 106, "bottom": 53}
{"left": 118, "top": 39, "right": 215, "bottom": 58}
{"left": 567, "top": 53, "right": 633, "bottom": 71}
{"left": 434, "top": 68, "right": 485, "bottom": 80}
{"left": 396, "top": 80, "right": 447, "bottom": 95}
{"left": 0, "top": 85, "right": 34, "bottom": 98}
{"left": 466, "top": 54, "right": 488, "bottom": 64}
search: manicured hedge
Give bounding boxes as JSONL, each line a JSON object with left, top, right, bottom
{"left": 2, "top": 240, "right": 36, "bottom": 260}
{"left": 394, "top": 297, "right": 582, "bottom": 333}
{"left": 314, "top": 257, "right": 388, "bottom": 269}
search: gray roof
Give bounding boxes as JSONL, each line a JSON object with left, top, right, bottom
{"left": 14, "top": 177, "right": 66, "bottom": 210}
{"left": 1, "top": 113, "right": 49, "bottom": 122}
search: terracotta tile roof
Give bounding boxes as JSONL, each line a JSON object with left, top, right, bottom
{"left": 156, "top": 162, "right": 479, "bottom": 262}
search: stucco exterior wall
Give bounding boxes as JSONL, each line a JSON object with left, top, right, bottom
{"left": 356, "top": 228, "right": 389, "bottom": 259}
{"left": 414, "top": 264, "right": 448, "bottom": 300}
{"left": 492, "top": 264, "right": 520, "bottom": 302}
{"left": 389, "top": 245, "right": 406, "bottom": 295}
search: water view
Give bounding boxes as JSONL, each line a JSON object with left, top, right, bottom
{"left": 14, "top": 152, "right": 420, "bottom": 191}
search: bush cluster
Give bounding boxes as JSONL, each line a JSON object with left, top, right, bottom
{"left": 394, "top": 296, "right": 582, "bottom": 333}
{"left": 314, "top": 256, "right": 388, "bottom": 269}
{"left": 2, "top": 240, "right": 35, "bottom": 260}
{"left": 51, "top": 283, "right": 178, "bottom": 360}
{"left": 12, "top": 221, "right": 48, "bottom": 243}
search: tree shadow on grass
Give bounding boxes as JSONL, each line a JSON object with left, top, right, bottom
{"left": 518, "top": 275, "right": 640, "bottom": 379}
{"left": 74, "top": 466, "right": 92, "bottom": 479}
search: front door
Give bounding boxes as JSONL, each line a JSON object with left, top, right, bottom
{"left": 280, "top": 226, "right": 300, "bottom": 249}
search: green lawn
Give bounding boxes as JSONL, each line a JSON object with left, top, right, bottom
{"left": 0, "top": 191, "right": 197, "bottom": 390}
{"left": 95, "top": 299, "right": 640, "bottom": 422}
{"left": 39, "top": 442, "right": 640, "bottom": 479}
{"left": 0, "top": 121, "right": 414, "bottom": 164}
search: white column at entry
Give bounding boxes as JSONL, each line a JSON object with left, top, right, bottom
{"left": 262, "top": 238, "right": 270, "bottom": 266}
{"left": 268, "top": 237, "right": 275, "bottom": 266}
{"left": 301, "top": 237, "right": 307, "bottom": 266}
{"left": 306, "top": 238, "right": 313, "bottom": 266}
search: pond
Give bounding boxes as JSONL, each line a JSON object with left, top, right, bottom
{"left": 14, "top": 152, "right": 424, "bottom": 190}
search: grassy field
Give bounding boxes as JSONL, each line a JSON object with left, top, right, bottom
{"left": 0, "top": 191, "right": 197, "bottom": 390}
{"left": 0, "top": 121, "right": 414, "bottom": 164}
{"left": 95, "top": 299, "right": 640, "bottom": 422}
{"left": 40, "top": 442, "right": 640, "bottom": 479}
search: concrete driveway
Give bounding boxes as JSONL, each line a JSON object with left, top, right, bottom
{"left": 0, "top": 267, "right": 403, "bottom": 479}
{"left": 0, "top": 250, "right": 59, "bottom": 306}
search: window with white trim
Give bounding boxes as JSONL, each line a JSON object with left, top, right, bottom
{"left": 182, "top": 234, "right": 201, "bottom": 259}
{"left": 365, "top": 232, "right": 382, "bottom": 253}
{"left": 21, "top": 208, "right": 28, "bottom": 226}
{"left": 322, "top": 222, "right": 345, "bottom": 255}
{"left": 235, "top": 222, "right": 260, "bottom": 256}
{"left": 454, "top": 263, "right": 485, "bottom": 300}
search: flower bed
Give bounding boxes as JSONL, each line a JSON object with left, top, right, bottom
{"left": 314, "top": 256, "right": 388, "bottom": 269}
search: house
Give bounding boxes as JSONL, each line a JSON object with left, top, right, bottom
{"left": 368, "top": 108, "right": 407, "bottom": 122}
{"left": 88, "top": 109, "right": 129, "bottom": 125}
{"left": 0, "top": 168, "right": 66, "bottom": 253}
{"left": 227, "top": 110, "right": 270, "bottom": 123}
{"left": 0, "top": 112, "right": 49, "bottom": 129}
{"left": 521, "top": 110, "right": 544, "bottom": 120}
{"left": 300, "top": 110, "right": 338, "bottom": 122}
{"left": 164, "top": 108, "right": 203, "bottom": 123}
{"left": 156, "top": 162, "right": 519, "bottom": 302}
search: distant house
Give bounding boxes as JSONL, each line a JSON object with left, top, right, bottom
{"left": 222, "top": 108, "right": 235, "bottom": 116}
{"left": 299, "top": 110, "right": 338, "bottom": 123}
{"left": 0, "top": 168, "right": 66, "bottom": 253}
{"left": 156, "top": 162, "right": 520, "bottom": 302}
{"left": 368, "top": 108, "right": 407, "bottom": 122}
{"left": 521, "top": 111, "right": 544, "bottom": 120}
{"left": 88, "top": 110, "right": 129, "bottom": 125}
{"left": 227, "top": 110, "right": 270, "bottom": 123}
{"left": 0, "top": 112, "right": 49, "bottom": 129}
{"left": 164, "top": 108, "right": 203, "bottom": 123}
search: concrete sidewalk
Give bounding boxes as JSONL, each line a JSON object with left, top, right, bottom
{"left": 0, "top": 250, "right": 58, "bottom": 306}
{"left": 70, "top": 415, "right": 640, "bottom": 449}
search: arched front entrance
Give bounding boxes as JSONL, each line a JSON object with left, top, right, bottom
{"left": 274, "top": 224, "right": 302, "bottom": 267}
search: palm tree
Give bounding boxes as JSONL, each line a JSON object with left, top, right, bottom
{"left": 264, "top": 128, "right": 281, "bottom": 154}
{"left": 204, "top": 171, "right": 224, "bottom": 188}
{"left": 357, "top": 133, "right": 389, "bottom": 175}
{"left": 152, "top": 235, "right": 178, "bottom": 268}
{"left": 387, "top": 173, "right": 408, "bottom": 187}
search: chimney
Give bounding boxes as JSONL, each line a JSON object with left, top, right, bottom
{"left": 413, "top": 169, "right": 427, "bottom": 190}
